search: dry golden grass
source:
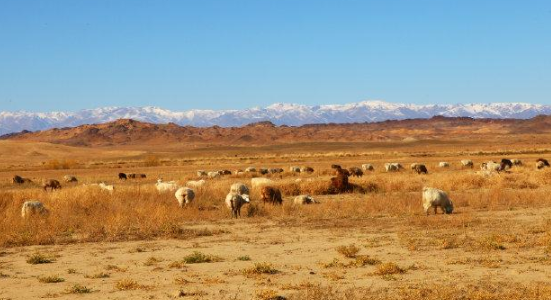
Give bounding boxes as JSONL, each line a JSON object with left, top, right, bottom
{"left": 3, "top": 140, "right": 551, "bottom": 298}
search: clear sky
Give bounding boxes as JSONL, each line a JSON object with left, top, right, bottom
{"left": 0, "top": 1, "right": 550, "bottom": 112}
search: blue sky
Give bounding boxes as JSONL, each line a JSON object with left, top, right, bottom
{"left": 0, "top": 1, "right": 550, "bottom": 112}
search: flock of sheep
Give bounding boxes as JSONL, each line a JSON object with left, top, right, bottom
{"left": 13, "top": 157, "right": 551, "bottom": 219}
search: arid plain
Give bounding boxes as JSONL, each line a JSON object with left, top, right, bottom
{"left": 2, "top": 117, "right": 551, "bottom": 299}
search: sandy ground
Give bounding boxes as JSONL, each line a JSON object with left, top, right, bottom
{"left": 2, "top": 206, "right": 551, "bottom": 299}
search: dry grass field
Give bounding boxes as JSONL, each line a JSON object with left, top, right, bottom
{"left": 2, "top": 137, "right": 551, "bottom": 299}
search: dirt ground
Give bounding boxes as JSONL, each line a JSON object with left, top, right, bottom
{"left": 2, "top": 205, "right": 551, "bottom": 299}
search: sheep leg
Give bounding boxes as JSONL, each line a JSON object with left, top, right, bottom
{"left": 434, "top": 206, "right": 437, "bottom": 215}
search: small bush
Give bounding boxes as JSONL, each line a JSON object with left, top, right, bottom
{"left": 237, "top": 255, "right": 251, "bottom": 261}
{"left": 38, "top": 275, "right": 65, "bottom": 283}
{"left": 65, "top": 284, "right": 92, "bottom": 294}
{"left": 26, "top": 253, "right": 54, "bottom": 264}
{"left": 85, "top": 272, "right": 110, "bottom": 279}
{"left": 115, "top": 279, "right": 141, "bottom": 291}
{"left": 182, "top": 251, "right": 223, "bottom": 264}
{"left": 374, "top": 262, "right": 406, "bottom": 275}
{"left": 243, "top": 262, "right": 279, "bottom": 276}
{"left": 336, "top": 244, "right": 360, "bottom": 258}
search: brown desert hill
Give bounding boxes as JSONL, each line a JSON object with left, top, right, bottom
{"left": 1, "top": 115, "right": 551, "bottom": 147}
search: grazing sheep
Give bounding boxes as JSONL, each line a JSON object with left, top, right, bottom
{"left": 384, "top": 163, "right": 402, "bottom": 172}
{"left": 293, "top": 195, "right": 318, "bottom": 205}
{"left": 260, "top": 186, "right": 283, "bottom": 205}
{"left": 483, "top": 161, "right": 502, "bottom": 172}
{"left": 21, "top": 200, "right": 49, "bottom": 218}
{"left": 43, "top": 179, "right": 61, "bottom": 191}
{"left": 99, "top": 182, "right": 115, "bottom": 193}
{"left": 361, "top": 164, "right": 374, "bottom": 171}
{"left": 501, "top": 159, "right": 513, "bottom": 170}
{"left": 414, "top": 164, "right": 428, "bottom": 174}
{"left": 155, "top": 179, "right": 179, "bottom": 192}
{"left": 460, "top": 160, "right": 473, "bottom": 168}
{"left": 64, "top": 175, "right": 78, "bottom": 183}
{"left": 118, "top": 173, "right": 127, "bottom": 180}
{"left": 221, "top": 170, "right": 232, "bottom": 175}
{"left": 207, "top": 171, "right": 220, "bottom": 179}
{"left": 225, "top": 193, "right": 250, "bottom": 218}
{"left": 259, "top": 168, "right": 269, "bottom": 175}
{"left": 245, "top": 167, "right": 257, "bottom": 173}
{"left": 410, "top": 163, "right": 420, "bottom": 170}
{"left": 230, "top": 182, "right": 249, "bottom": 195}
{"left": 422, "top": 187, "right": 454, "bottom": 215}
{"left": 251, "top": 177, "right": 275, "bottom": 189}
{"left": 331, "top": 164, "right": 342, "bottom": 170}
{"left": 175, "top": 187, "right": 195, "bottom": 207}
{"left": 186, "top": 179, "right": 206, "bottom": 189}
{"left": 128, "top": 173, "right": 147, "bottom": 179}
{"left": 537, "top": 161, "right": 550, "bottom": 169}
{"left": 197, "top": 170, "right": 207, "bottom": 177}
{"left": 289, "top": 166, "right": 301, "bottom": 173}
{"left": 301, "top": 166, "right": 314, "bottom": 173}
{"left": 460, "top": 159, "right": 474, "bottom": 168}
{"left": 536, "top": 158, "right": 550, "bottom": 169}
{"left": 438, "top": 162, "right": 450, "bottom": 168}
{"left": 348, "top": 167, "right": 363, "bottom": 177}
{"left": 511, "top": 159, "right": 522, "bottom": 166}
{"left": 12, "top": 175, "right": 32, "bottom": 184}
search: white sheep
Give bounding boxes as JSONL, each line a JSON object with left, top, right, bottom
{"left": 155, "top": 179, "right": 179, "bottom": 192}
{"left": 482, "top": 161, "right": 501, "bottom": 172}
{"left": 99, "top": 182, "right": 115, "bottom": 193}
{"left": 293, "top": 195, "right": 318, "bottom": 205}
{"left": 207, "top": 171, "right": 220, "bottom": 179}
{"left": 438, "top": 162, "right": 450, "bottom": 168}
{"left": 460, "top": 159, "right": 474, "bottom": 168}
{"left": 289, "top": 166, "right": 301, "bottom": 173}
{"left": 225, "top": 192, "right": 250, "bottom": 218}
{"left": 230, "top": 182, "right": 249, "bottom": 195}
{"left": 175, "top": 187, "right": 195, "bottom": 207}
{"left": 197, "top": 170, "right": 207, "bottom": 177}
{"left": 384, "top": 163, "right": 402, "bottom": 172}
{"left": 21, "top": 200, "right": 49, "bottom": 218}
{"left": 251, "top": 177, "right": 274, "bottom": 189}
{"left": 422, "top": 187, "right": 454, "bottom": 215}
{"left": 361, "top": 164, "right": 374, "bottom": 171}
{"left": 245, "top": 167, "right": 256, "bottom": 173}
{"left": 186, "top": 179, "right": 206, "bottom": 189}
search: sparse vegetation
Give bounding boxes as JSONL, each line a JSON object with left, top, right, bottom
{"left": 374, "top": 262, "right": 406, "bottom": 276}
{"left": 336, "top": 244, "right": 360, "bottom": 258}
{"left": 26, "top": 253, "right": 54, "bottom": 264}
{"left": 38, "top": 275, "right": 65, "bottom": 283}
{"left": 181, "top": 251, "right": 223, "bottom": 264}
{"left": 65, "top": 284, "right": 92, "bottom": 294}
{"left": 243, "top": 262, "right": 279, "bottom": 276}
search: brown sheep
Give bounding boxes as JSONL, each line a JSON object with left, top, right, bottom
{"left": 260, "top": 186, "right": 283, "bottom": 205}
{"left": 43, "top": 179, "right": 61, "bottom": 191}
{"left": 348, "top": 167, "right": 363, "bottom": 177}
{"left": 13, "top": 175, "right": 32, "bottom": 184}
{"left": 414, "top": 164, "right": 428, "bottom": 174}
{"left": 329, "top": 168, "right": 350, "bottom": 193}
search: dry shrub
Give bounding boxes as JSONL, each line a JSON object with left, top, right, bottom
{"left": 43, "top": 159, "right": 79, "bottom": 170}
{"left": 336, "top": 244, "right": 360, "bottom": 258}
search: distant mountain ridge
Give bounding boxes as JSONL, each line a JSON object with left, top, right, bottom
{"left": 1, "top": 100, "right": 550, "bottom": 135}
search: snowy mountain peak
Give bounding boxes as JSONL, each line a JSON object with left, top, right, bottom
{"left": 0, "top": 100, "right": 550, "bottom": 135}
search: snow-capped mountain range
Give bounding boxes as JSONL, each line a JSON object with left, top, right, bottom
{"left": 1, "top": 100, "right": 550, "bottom": 135}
